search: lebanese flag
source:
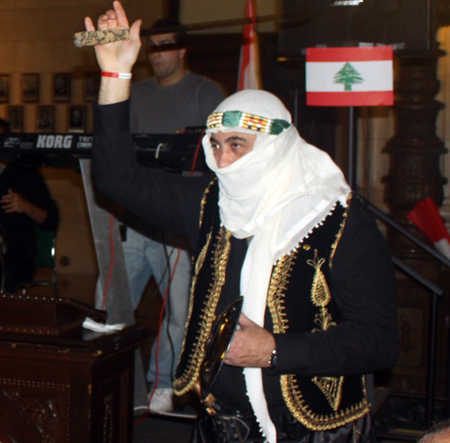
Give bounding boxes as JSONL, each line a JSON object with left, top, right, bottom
{"left": 237, "top": 0, "right": 261, "bottom": 91}
{"left": 306, "top": 46, "right": 393, "bottom": 106}
{"left": 407, "top": 197, "right": 450, "bottom": 259}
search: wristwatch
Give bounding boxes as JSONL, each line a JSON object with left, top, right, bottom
{"left": 268, "top": 348, "right": 277, "bottom": 370}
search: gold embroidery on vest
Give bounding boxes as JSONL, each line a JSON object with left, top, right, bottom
{"left": 308, "top": 250, "right": 335, "bottom": 333}
{"left": 273, "top": 206, "right": 370, "bottom": 430}
{"left": 175, "top": 229, "right": 214, "bottom": 373}
{"left": 312, "top": 376, "right": 344, "bottom": 411}
{"left": 281, "top": 374, "right": 370, "bottom": 431}
{"left": 195, "top": 231, "right": 212, "bottom": 277}
{"left": 267, "top": 251, "right": 296, "bottom": 334}
{"left": 174, "top": 226, "right": 231, "bottom": 395}
{"left": 267, "top": 247, "right": 368, "bottom": 427}
{"left": 188, "top": 229, "right": 213, "bottom": 329}
{"left": 330, "top": 194, "right": 351, "bottom": 268}
{"left": 199, "top": 179, "right": 217, "bottom": 228}
{"left": 307, "top": 250, "right": 342, "bottom": 411}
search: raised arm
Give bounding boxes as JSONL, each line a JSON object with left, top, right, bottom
{"left": 84, "top": 1, "right": 142, "bottom": 104}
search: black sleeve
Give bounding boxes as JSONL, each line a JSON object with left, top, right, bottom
{"left": 34, "top": 171, "right": 59, "bottom": 231}
{"left": 270, "top": 198, "right": 399, "bottom": 377}
{"left": 92, "top": 100, "right": 210, "bottom": 248}
{"left": 16, "top": 167, "right": 59, "bottom": 231}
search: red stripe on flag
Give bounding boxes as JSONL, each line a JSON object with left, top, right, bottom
{"left": 238, "top": 0, "right": 261, "bottom": 91}
{"left": 307, "top": 91, "right": 394, "bottom": 107}
{"left": 306, "top": 46, "right": 393, "bottom": 62}
{"left": 407, "top": 198, "right": 450, "bottom": 244}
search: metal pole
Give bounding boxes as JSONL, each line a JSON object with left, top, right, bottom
{"left": 425, "top": 291, "right": 439, "bottom": 425}
{"left": 293, "top": 86, "right": 299, "bottom": 129}
{"left": 446, "top": 313, "right": 450, "bottom": 417}
{"left": 347, "top": 106, "right": 357, "bottom": 189}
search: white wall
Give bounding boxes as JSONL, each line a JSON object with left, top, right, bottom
{"left": 181, "top": 0, "right": 279, "bottom": 33}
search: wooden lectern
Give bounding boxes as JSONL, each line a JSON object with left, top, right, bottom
{"left": 0, "top": 293, "right": 150, "bottom": 443}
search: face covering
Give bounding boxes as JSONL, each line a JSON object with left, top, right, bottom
{"left": 203, "top": 89, "right": 351, "bottom": 443}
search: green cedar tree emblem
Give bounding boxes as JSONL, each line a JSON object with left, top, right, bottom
{"left": 334, "top": 62, "right": 364, "bottom": 91}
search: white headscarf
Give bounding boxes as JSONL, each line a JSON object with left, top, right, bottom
{"left": 203, "top": 90, "right": 351, "bottom": 443}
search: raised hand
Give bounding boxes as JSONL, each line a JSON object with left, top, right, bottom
{"left": 84, "top": 1, "right": 142, "bottom": 103}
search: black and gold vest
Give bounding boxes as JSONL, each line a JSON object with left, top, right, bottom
{"left": 174, "top": 179, "right": 370, "bottom": 432}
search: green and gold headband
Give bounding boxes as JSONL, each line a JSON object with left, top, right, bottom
{"left": 207, "top": 110, "right": 291, "bottom": 135}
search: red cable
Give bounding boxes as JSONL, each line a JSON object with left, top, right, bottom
{"left": 190, "top": 131, "right": 205, "bottom": 176}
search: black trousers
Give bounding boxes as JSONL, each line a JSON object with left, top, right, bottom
{"left": 191, "top": 407, "right": 376, "bottom": 443}
{"left": 2, "top": 249, "right": 35, "bottom": 292}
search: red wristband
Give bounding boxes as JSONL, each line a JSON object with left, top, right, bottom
{"left": 101, "top": 71, "right": 132, "bottom": 79}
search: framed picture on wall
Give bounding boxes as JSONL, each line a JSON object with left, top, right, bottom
{"left": 53, "top": 73, "right": 71, "bottom": 102}
{"left": 68, "top": 105, "right": 86, "bottom": 132}
{"left": 6, "top": 106, "right": 23, "bottom": 132}
{"left": 37, "top": 105, "right": 55, "bottom": 132}
{"left": 21, "top": 73, "right": 40, "bottom": 103}
{"left": 83, "top": 72, "right": 100, "bottom": 101}
{"left": 0, "top": 75, "right": 9, "bottom": 103}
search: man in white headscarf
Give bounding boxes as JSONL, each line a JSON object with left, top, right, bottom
{"left": 88, "top": 2, "right": 399, "bottom": 442}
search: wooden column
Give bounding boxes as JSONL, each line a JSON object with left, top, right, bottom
{"left": 383, "top": 51, "right": 447, "bottom": 258}
{"left": 382, "top": 47, "right": 450, "bottom": 395}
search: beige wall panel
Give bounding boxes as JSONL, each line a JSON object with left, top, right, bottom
{"left": 181, "top": 0, "right": 279, "bottom": 33}
{"left": 0, "top": 7, "right": 104, "bottom": 43}
{"left": 0, "top": 1, "right": 108, "bottom": 9}
{"left": 0, "top": 43, "right": 19, "bottom": 73}
{"left": 15, "top": 40, "right": 97, "bottom": 72}
{"left": 42, "top": 168, "right": 98, "bottom": 276}
{"left": 365, "top": 108, "right": 394, "bottom": 141}
{"left": 358, "top": 108, "right": 393, "bottom": 208}
{"left": 0, "top": 10, "right": 46, "bottom": 41}
{"left": 127, "top": 1, "right": 165, "bottom": 27}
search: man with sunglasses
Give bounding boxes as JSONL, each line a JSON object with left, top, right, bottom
{"left": 130, "top": 18, "right": 224, "bottom": 133}
{"left": 122, "top": 17, "right": 224, "bottom": 413}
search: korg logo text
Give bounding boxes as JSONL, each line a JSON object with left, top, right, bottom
{"left": 37, "top": 135, "right": 73, "bottom": 149}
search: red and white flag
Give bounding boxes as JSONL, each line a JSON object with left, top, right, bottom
{"left": 237, "top": 0, "right": 261, "bottom": 91}
{"left": 306, "top": 46, "right": 393, "bottom": 107}
{"left": 407, "top": 197, "right": 450, "bottom": 259}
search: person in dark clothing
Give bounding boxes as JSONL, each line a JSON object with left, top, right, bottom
{"left": 0, "top": 119, "right": 59, "bottom": 291}
{"left": 0, "top": 163, "right": 59, "bottom": 292}
{"left": 86, "top": 3, "right": 399, "bottom": 442}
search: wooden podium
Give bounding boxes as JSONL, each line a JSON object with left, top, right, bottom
{"left": 0, "top": 294, "right": 150, "bottom": 443}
